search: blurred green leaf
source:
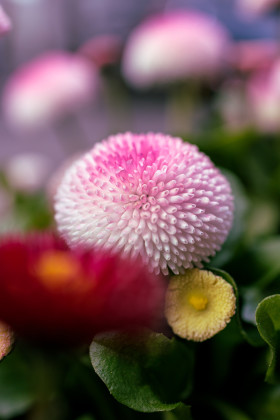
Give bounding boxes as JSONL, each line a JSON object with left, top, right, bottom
{"left": 211, "top": 399, "right": 252, "bottom": 420}
{"left": 245, "top": 199, "right": 279, "bottom": 242}
{"left": 14, "top": 191, "right": 53, "bottom": 230}
{"left": 163, "top": 404, "right": 192, "bottom": 420}
{"left": 209, "top": 169, "right": 249, "bottom": 267}
{"left": 250, "top": 237, "right": 280, "bottom": 287}
{"left": 209, "top": 267, "right": 263, "bottom": 347}
{"left": 256, "top": 295, "right": 280, "bottom": 384}
{"left": 0, "top": 349, "right": 36, "bottom": 418}
{"left": 249, "top": 386, "right": 280, "bottom": 420}
{"left": 90, "top": 331, "right": 194, "bottom": 413}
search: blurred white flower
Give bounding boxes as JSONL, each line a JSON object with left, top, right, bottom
{"left": 4, "top": 153, "right": 51, "bottom": 193}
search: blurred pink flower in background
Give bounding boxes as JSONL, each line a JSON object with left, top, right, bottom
{"left": 4, "top": 153, "right": 52, "bottom": 193}
{"left": 0, "top": 5, "right": 11, "bottom": 38}
{"left": 216, "top": 79, "right": 250, "bottom": 132}
{"left": 2, "top": 51, "right": 99, "bottom": 131}
{"left": 236, "top": 0, "right": 280, "bottom": 16}
{"left": 55, "top": 132, "right": 234, "bottom": 276}
{"left": 78, "top": 34, "right": 122, "bottom": 69}
{"left": 121, "top": 10, "right": 231, "bottom": 88}
{"left": 229, "top": 39, "right": 279, "bottom": 73}
{"left": 247, "top": 59, "right": 280, "bottom": 132}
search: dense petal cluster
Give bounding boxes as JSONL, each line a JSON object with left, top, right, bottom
{"left": 2, "top": 51, "right": 98, "bottom": 131}
{"left": 0, "top": 233, "right": 165, "bottom": 345}
{"left": 121, "top": 11, "right": 230, "bottom": 88}
{"left": 55, "top": 133, "right": 234, "bottom": 275}
{"left": 165, "top": 269, "right": 236, "bottom": 341}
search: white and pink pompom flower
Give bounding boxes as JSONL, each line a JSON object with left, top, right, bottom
{"left": 247, "top": 59, "right": 280, "bottom": 133}
{"left": 0, "top": 6, "right": 11, "bottom": 37}
{"left": 55, "top": 133, "right": 234, "bottom": 275}
{"left": 121, "top": 10, "right": 231, "bottom": 88}
{"left": 2, "top": 51, "right": 98, "bottom": 131}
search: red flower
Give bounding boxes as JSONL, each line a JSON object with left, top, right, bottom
{"left": 0, "top": 233, "right": 165, "bottom": 346}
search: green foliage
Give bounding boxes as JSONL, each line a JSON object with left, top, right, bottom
{"left": 208, "top": 267, "right": 263, "bottom": 347}
{"left": 209, "top": 169, "right": 249, "bottom": 268}
{"left": 90, "top": 331, "right": 194, "bottom": 413}
{"left": 256, "top": 295, "right": 280, "bottom": 384}
{"left": 163, "top": 404, "right": 192, "bottom": 420}
{"left": 0, "top": 348, "right": 36, "bottom": 419}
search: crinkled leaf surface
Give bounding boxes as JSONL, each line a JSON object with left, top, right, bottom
{"left": 256, "top": 295, "right": 280, "bottom": 383}
{"left": 90, "top": 330, "right": 193, "bottom": 412}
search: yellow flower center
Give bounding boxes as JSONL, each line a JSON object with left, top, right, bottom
{"left": 188, "top": 293, "right": 208, "bottom": 311}
{"left": 35, "top": 251, "right": 81, "bottom": 288}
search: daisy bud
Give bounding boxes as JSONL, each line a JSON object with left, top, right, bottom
{"left": 165, "top": 269, "right": 236, "bottom": 341}
{"left": 0, "top": 321, "right": 14, "bottom": 360}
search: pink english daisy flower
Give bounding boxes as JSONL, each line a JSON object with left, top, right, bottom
{"left": 0, "top": 233, "right": 165, "bottom": 346}
{"left": 55, "top": 133, "right": 234, "bottom": 275}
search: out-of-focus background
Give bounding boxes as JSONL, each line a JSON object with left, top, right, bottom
{"left": 0, "top": 0, "right": 280, "bottom": 236}
{"left": 0, "top": 0, "right": 279, "bottom": 164}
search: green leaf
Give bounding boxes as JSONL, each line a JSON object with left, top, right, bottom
{"left": 256, "top": 295, "right": 280, "bottom": 383}
{"left": 210, "top": 399, "right": 252, "bottom": 420}
{"left": 208, "top": 267, "right": 263, "bottom": 347}
{"left": 163, "top": 404, "right": 193, "bottom": 420}
{"left": 75, "top": 416, "right": 96, "bottom": 420}
{"left": 249, "top": 237, "right": 280, "bottom": 289}
{"left": 90, "top": 330, "right": 194, "bottom": 413}
{"left": 0, "top": 348, "right": 36, "bottom": 418}
{"left": 209, "top": 169, "right": 249, "bottom": 267}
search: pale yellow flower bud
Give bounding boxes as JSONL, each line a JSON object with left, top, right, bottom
{"left": 165, "top": 269, "right": 236, "bottom": 342}
{"left": 0, "top": 321, "right": 14, "bottom": 360}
